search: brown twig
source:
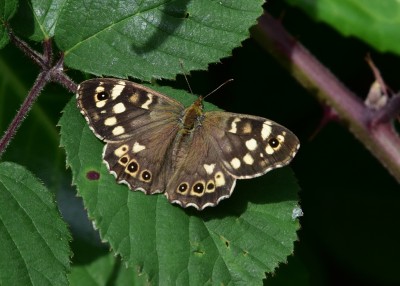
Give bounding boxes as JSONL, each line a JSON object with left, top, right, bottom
{"left": 0, "top": 33, "right": 77, "bottom": 158}
{"left": 252, "top": 12, "right": 400, "bottom": 183}
{"left": 0, "top": 71, "right": 51, "bottom": 155}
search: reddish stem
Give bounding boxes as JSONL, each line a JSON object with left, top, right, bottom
{"left": 252, "top": 12, "right": 400, "bottom": 182}
{"left": 0, "top": 34, "right": 77, "bottom": 158}
{"left": 0, "top": 72, "right": 49, "bottom": 157}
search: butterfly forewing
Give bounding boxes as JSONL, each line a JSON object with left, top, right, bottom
{"left": 204, "top": 112, "right": 299, "bottom": 179}
{"left": 77, "top": 78, "right": 183, "bottom": 141}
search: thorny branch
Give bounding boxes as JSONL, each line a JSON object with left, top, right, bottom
{"left": 252, "top": 12, "right": 400, "bottom": 183}
{"left": 0, "top": 32, "right": 77, "bottom": 158}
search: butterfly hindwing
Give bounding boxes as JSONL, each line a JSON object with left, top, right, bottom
{"left": 102, "top": 126, "right": 177, "bottom": 194}
{"left": 164, "top": 131, "right": 236, "bottom": 210}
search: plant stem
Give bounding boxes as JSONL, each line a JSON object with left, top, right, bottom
{"left": 50, "top": 55, "right": 77, "bottom": 93}
{"left": 0, "top": 72, "right": 49, "bottom": 158}
{"left": 372, "top": 95, "right": 400, "bottom": 126}
{"left": 252, "top": 12, "right": 400, "bottom": 183}
{"left": 0, "top": 33, "right": 77, "bottom": 158}
{"left": 8, "top": 32, "right": 47, "bottom": 69}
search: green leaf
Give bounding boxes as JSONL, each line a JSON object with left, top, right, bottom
{"left": 59, "top": 86, "right": 301, "bottom": 285}
{"left": 28, "top": 0, "right": 68, "bottom": 41}
{"left": 69, "top": 253, "right": 149, "bottom": 285}
{"left": 0, "top": 0, "right": 18, "bottom": 48}
{"left": 55, "top": 0, "right": 264, "bottom": 80}
{"left": 285, "top": 0, "right": 400, "bottom": 55}
{"left": 10, "top": 0, "right": 73, "bottom": 42}
{"left": 0, "top": 162, "right": 71, "bottom": 285}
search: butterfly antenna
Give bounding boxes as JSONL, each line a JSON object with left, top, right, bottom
{"left": 203, "top": 78, "right": 234, "bottom": 100}
{"left": 179, "top": 60, "right": 194, "bottom": 94}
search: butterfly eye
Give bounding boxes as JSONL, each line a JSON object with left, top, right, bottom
{"left": 192, "top": 182, "right": 205, "bottom": 194}
{"left": 268, "top": 138, "right": 280, "bottom": 148}
{"left": 205, "top": 181, "right": 215, "bottom": 193}
{"left": 178, "top": 183, "right": 189, "bottom": 194}
{"left": 127, "top": 161, "right": 139, "bottom": 173}
{"left": 118, "top": 156, "right": 129, "bottom": 166}
{"left": 141, "top": 170, "right": 152, "bottom": 182}
{"left": 96, "top": 91, "right": 109, "bottom": 101}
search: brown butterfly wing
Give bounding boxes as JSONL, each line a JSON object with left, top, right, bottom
{"left": 204, "top": 111, "right": 300, "bottom": 179}
{"left": 77, "top": 78, "right": 183, "bottom": 194}
{"left": 77, "top": 78, "right": 183, "bottom": 141}
{"left": 165, "top": 130, "right": 236, "bottom": 210}
{"left": 164, "top": 111, "right": 299, "bottom": 210}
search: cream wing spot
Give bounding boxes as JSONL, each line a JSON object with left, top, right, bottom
{"left": 132, "top": 142, "right": 146, "bottom": 153}
{"left": 113, "top": 103, "right": 126, "bottom": 114}
{"left": 96, "top": 100, "right": 106, "bottom": 108}
{"left": 112, "top": 126, "right": 125, "bottom": 136}
{"left": 95, "top": 86, "right": 105, "bottom": 93}
{"left": 141, "top": 93, "right": 153, "bottom": 110}
{"left": 265, "top": 145, "right": 274, "bottom": 155}
{"left": 114, "top": 144, "right": 129, "bottom": 157}
{"left": 245, "top": 138, "right": 258, "bottom": 151}
{"left": 243, "top": 153, "right": 254, "bottom": 165}
{"left": 129, "top": 93, "right": 139, "bottom": 104}
{"left": 215, "top": 172, "right": 226, "bottom": 187}
{"left": 230, "top": 158, "right": 241, "bottom": 169}
{"left": 242, "top": 122, "right": 252, "bottom": 134}
{"left": 104, "top": 116, "right": 117, "bottom": 126}
{"left": 261, "top": 122, "right": 272, "bottom": 140}
{"left": 229, "top": 118, "right": 241, "bottom": 133}
{"left": 277, "top": 134, "right": 285, "bottom": 143}
{"left": 111, "top": 81, "right": 126, "bottom": 99}
{"left": 203, "top": 163, "right": 216, "bottom": 175}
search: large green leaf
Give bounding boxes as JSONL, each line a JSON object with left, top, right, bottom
{"left": 59, "top": 85, "right": 301, "bottom": 285}
{"left": 0, "top": 0, "right": 18, "bottom": 48}
{"left": 0, "top": 162, "right": 71, "bottom": 285}
{"left": 285, "top": 0, "right": 400, "bottom": 55}
{"left": 55, "top": 0, "right": 264, "bottom": 80}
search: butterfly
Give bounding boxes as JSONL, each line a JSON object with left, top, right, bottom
{"left": 77, "top": 78, "right": 300, "bottom": 210}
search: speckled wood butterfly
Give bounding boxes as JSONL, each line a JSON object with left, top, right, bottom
{"left": 77, "top": 78, "right": 300, "bottom": 210}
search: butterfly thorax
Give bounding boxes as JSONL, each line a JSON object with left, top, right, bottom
{"left": 180, "top": 96, "right": 204, "bottom": 133}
